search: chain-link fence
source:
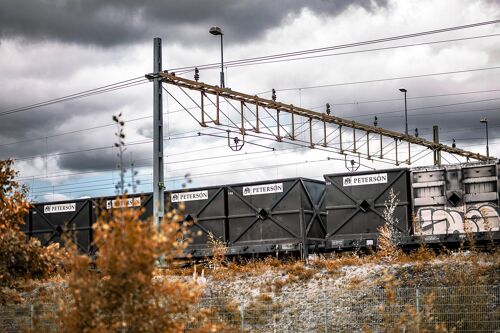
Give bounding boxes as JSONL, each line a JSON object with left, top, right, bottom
{"left": 1, "top": 286, "right": 499, "bottom": 332}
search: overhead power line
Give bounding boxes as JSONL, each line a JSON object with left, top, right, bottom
{"left": 175, "top": 33, "right": 500, "bottom": 74}
{"left": 169, "top": 19, "right": 500, "bottom": 73}
{"left": 312, "top": 88, "right": 500, "bottom": 108}
{"left": 3, "top": 20, "right": 500, "bottom": 121}
{"left": 215, "top": 34, "right": 500, "bottom": 70}
{"left": 273, "top": 65, "right": 500, "bottom": 93}
{"left": 345, "top": 96, "right": 500, "bottom": 119}
{"left": 0, "top": 76, "right": 148, "bottom": 117}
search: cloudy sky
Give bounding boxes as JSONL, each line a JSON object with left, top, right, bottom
{"left": 0, "top": 0, "right": 499, "bottom": 202}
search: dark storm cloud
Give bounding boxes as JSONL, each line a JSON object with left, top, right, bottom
{"left": 0, "top": 94, "right": 127, "bottom": 160}
{"left": 57, "top": 149, "right": 117, "bottom": 171}
{"left": 0, "top": 0, "right": 387, "bottom": 47}
{"left": 57, "top": 144, "right": 152, "bottom": 172}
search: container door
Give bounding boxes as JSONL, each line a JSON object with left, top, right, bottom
{"left": 412, "top": 168, "right": 448, "bottom": 235}
{"left": 462, "top": 164, "right": 500, "bottom": 232}
{"left": 301, "top": 180, "right": 327, "bottom": 241}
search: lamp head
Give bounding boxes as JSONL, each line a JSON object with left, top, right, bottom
{"left": 399, "top": 88, "right": 407, "bottom": 93}
{"left": 209, "top": 26, "right": 223, "bottom": 36}
{"left": 480, "top": 117, "right": 488, "bottom": 123}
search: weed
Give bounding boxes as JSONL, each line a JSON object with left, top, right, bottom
{"left": 207, "top": 231, "right": 227, "bottom": 271}
{"left": 377, "top": 188, "right": 404, "bottom": 262}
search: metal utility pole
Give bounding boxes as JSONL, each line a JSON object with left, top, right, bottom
{"left": 433, "top": 125, "right": 441, "bottom": 166}
{"left": 399, "top": 88, "right": 408, "bottom": 135}
{"left": 153, "top": 37, "right": 165, "bottom": 226}
{"left": 480, "top": 117, "right": 489, "bottom": 159}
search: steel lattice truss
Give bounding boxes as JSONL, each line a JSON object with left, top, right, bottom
{"left": 154, "top": 72, "right": 489, "bottom": 167}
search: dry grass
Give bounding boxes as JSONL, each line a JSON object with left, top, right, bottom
{"left": 244, "top": 293, "right": 282, "bottom": 326}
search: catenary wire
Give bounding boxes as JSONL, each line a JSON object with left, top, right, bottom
{"left": 168, "top": 20, "right": 500, "bottom": 72}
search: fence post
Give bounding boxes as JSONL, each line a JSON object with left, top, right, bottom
{"left": 240, "top": 296, "right": 245, "bottom": 331}
{"left": 323, "top": 290, "right": 328, "bottom": 333}
{"left": 273, "top": 296, "right": 277, "bottom": 333}
{"left": 30, "top": 303, "right": 34, "bottom": 331}
{"left": 416, "top": 287, "right": 420, "bottom": 333}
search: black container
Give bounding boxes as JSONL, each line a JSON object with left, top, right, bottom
{"left": 324, "top": 168, "right": 411, "bottom": 249}
{"left": 28, "top": 198, "right": 93, "bottom": 253}
{"left": 167, "top": 186, "right": 226, "bottom": 257}
{"left": 226, "top": 178, "right": 326, "bottom": 257}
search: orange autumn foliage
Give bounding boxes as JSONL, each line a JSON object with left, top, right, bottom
{"left": 57, "top": 200, "right": 218, "bottom": 332}
{"left": 0, "top": 159, "right": 61, "bottom": 304}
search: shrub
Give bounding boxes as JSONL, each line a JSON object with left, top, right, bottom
{"left": 57, "top": 199, "right": 217, "bottom": 332}
{"left": 0, "top": 159, "right": 62, "bottom": 304}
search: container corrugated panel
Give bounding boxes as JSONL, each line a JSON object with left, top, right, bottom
{"left": 28, "top": 199, "right": 93, "bottom": 253}
{"left": 226, "top": 178, "right": 326, "bottom": 256}
{"left": 167, "top": 186, "right": 226, "bottom": 257}
{"left": 324, "top": 168, "right": 411, "bottom": 249}
{"left": 412, "top": 162, "right": 500, "bottom": 237}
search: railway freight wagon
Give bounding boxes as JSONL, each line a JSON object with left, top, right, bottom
{"left": 410, "top": 162, "right": 500, "bottom": 245}
{"left": 24, "top": 178, "right": 326, "bottom": 258}
{"left": 167, "top": 178, "right": 326, "bottom": 258}
{"left": 23, "top": 194, "right": 154, "bottom": 256}
{"left": 23, "top": 162, "right": 499, "bottom": 257}
{"left": 323, "top": 162, "right": 500, "bottom": 250}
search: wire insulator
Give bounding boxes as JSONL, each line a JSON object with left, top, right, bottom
{"left": 194, "top": 67, "right": 200, "bottom": 82}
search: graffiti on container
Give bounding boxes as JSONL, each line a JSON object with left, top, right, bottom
{"left": 416, "top": 203, "right": 500, "bottom": 235}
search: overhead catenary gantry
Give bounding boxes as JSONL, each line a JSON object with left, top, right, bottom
{"left": 150, "top": 71, "right": 489, "bottom": 168}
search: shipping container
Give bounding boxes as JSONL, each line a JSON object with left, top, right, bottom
{"left": 225, "top": 178, "right": 326, "bottom": 257}
{"left": 28, "top": 198, "right": 93, "bottom": 253}
{"left": 167, "top": 186, "right": 226, "bottom": 257}
{"left": 324, "top": 168, "right": 411, "bottom": 249}
{"left": 411, "top": 162, "right": 500, "bottom": 243}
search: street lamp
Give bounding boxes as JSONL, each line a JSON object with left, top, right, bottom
{"left": 209, "top": 26, "right": 225, "bottom": 88}
{"left": 480, "top": 117, "right": 489, "bottom": 159}
{"left": 399, "top": 88, "right": 408, "bottom": 135}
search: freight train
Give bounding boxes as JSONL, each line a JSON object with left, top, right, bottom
{"left": 24, "top": 161, "right": 500, "bottom": 258}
